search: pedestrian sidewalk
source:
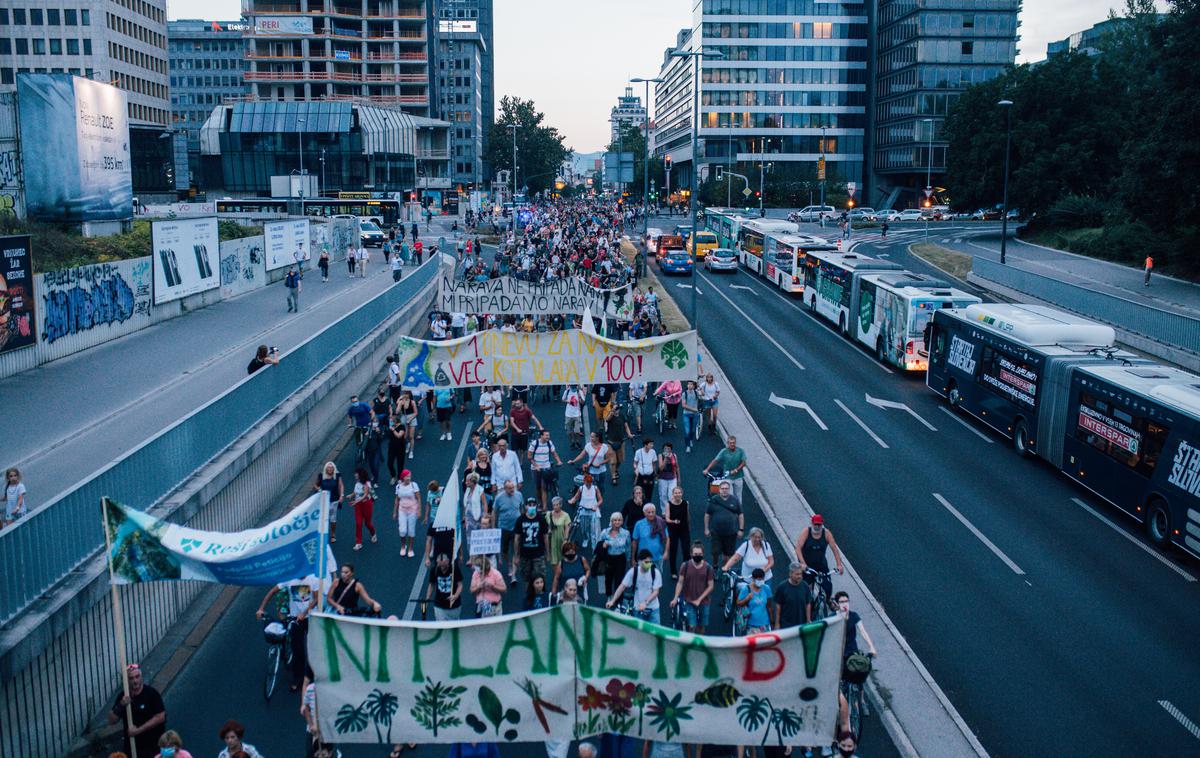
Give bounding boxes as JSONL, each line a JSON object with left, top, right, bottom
{"left": 1, "top": 217, "right": 459, "bottom": 511}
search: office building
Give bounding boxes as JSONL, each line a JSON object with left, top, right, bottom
{"left": 240, "top": 0, "right": 436, "bottom": 117}
{"left": 436, "top": 0, "right": 493, "bottom": 190}
{"left": 653, "top": 2, "right": 869, "bottom": 199}
{"left": 1046, "top": 15, "right": 1164, "bottom": 58}
{"left": 168, "top": 19, "right": 250, "bottom": 191}
{"left": 610, "top": 85, "right": 646, "bottom": 143}
{"left": 872, "top": 0, "right": 1020, "bottom": 208}
{"left": 651, "top": 28, "right": 693, "bottom": 199}
{"left": 199, "top": 99, "right": 450, "bottom": 195}
{"left": 0, "top": 0, "right": 172, "bottom": 191}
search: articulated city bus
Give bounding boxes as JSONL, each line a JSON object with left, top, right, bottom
{"left": 736, "top": 218, "right": 799, "bottom": 275}
{"left": 216, "top": 198, "right": 402, "bottom": 227}
{"left": 927, "top": 303, "right": 1200, "bottom": 558}
{"left": 215, "top": 198, "right": 288, "bottom": 218}
{"left": 705, "top": 208, "right": 749, "bottom": 249}
{"left": 802, "top": 250, "right": 902, "bottom": 333}
{"left": 852, "top": 272, "right": 980, "bottom": 371}
{"left": 761, "top": 233, "right": 837, "bottom": 294}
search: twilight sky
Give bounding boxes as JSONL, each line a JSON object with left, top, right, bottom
{"left": 170, "top": 0, "right": 1151, "bottom": 152}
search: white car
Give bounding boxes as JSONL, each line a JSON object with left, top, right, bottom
{"left": 645, "top": 227, "right": 665, "bottom": 254}
{"left": 896, "top": 209, "right": 924, "bottom": 222}
{"left": 849, "top": 208, "right": 877, "bottom": 222}
{"left": 789, "top": 205, "right": 835, "bottom": 223}
{"left": 704, "top": 248, "right": 738, "bottom": 273}
{"left": 878, "top": 209, "right": 902, "bottom": 222}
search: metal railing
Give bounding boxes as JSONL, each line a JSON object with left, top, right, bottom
{"left": 972, "top": 257, "right": 1200, "bottom": 355}
{"left": 0, "top": 261, "right": 438, "bottom": 626}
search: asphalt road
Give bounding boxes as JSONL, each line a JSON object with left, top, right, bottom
{"left": 153, "top": 342, "right": 901, "bottom": 756}
{"left": 635, "top": 221, "right": 1200, "bottom": 755}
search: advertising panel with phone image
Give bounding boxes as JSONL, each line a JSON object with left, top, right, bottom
{"left": 152, "top": 217, "right": 220, "bottom": 304}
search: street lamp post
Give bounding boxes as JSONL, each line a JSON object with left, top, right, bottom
{"left": 630, "top": 76, "right": 663, "bottom": 236}
{"left": 320, "top": 148, "right": 326, "bottom": 197}
{"left": 670, "top": 46, "right": 724, "bottom": 330}
{"left": 819, "top": 126, "right": 826, "bottom": 222}
{"left": 998, "top": 99, "right": 1014, "bottom": 265}
{"left": 923, "top": 117, "right": 933, "bottom": 240}
{"left": 507, "top": 123, "right": 519, "bottom": 236}
{"left": 296, "top": 118, "right": 307, "bottom": 215}
{"left": 384, "top": 114, "right": 392, "bottom": 191}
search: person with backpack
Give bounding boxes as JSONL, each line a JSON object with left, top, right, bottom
{"left": 284, "top": 265, "right": 302, "bottom": 312}
{"left": 606, "top": 549, "right": 663, "bottom": 623}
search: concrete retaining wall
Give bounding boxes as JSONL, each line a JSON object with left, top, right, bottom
{"left": 0, "top": 263, "right": 439, "bottom": 757}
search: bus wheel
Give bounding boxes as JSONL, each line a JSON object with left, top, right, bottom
{"left": 1144, "top": 499, "right": 1171, "bottom": 547}
{"left": 809, "top": 294, "right": 816, "bottom": 312}
{"left": 838, "top": 313, "right": 847, "bottom": 335}
{"left": 947, "top": 381, "right": 962, "bottom": 409}
{"left": 1012, "top": 419, "right": 1031, "bottom": 456}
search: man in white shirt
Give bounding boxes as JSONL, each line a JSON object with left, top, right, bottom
{"left": 450, "top": 312, "right": 467, "bottom": 338}
{"left": 606, "top": 549, "right": 663, "bottom": 624}
{"left": 386, "top": 355, "right": 403, "bottom": 402}
{"left": 357, "top": 245, "right": 369, "bottom": 278}
{"left": 562, "top": 385, "right": 585, "bottom": 450}
{"left": 491, "top": 437, "right": 523, "bottom": 488}
{"left": 632, "top": 437, "right": 658, "bottom": 500}
{"left": 431, "top": 313, "right": 449, "bottom": 340}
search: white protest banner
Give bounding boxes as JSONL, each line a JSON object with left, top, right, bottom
{"left": 265, "top": 218, "right": 311, "bottom": 271}
{"left": 103, "top": 493, "right": 327, "bottom": 585}
{"left": 438, "top": 276, "right": 636, "bottom": 320}
{"left": 310, "top": 607, "right": 844, "bottom": 746}
{"left": 395, "top": 328, "right": 698, "bottom": 389}
{"left": 468, "top": 528, "right": 502, "bottom": 556}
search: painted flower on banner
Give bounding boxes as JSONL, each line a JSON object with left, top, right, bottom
{"left": 647, "top": 690, "right": 694, "bottom": 741}
{"left": 605, "top": 679, "right": 637, "bottom": 715}
{"left": 577, "top": 684, "right": 610, "bottom": 712}
{"left": 660, "top": 339, "right": 690, "bottom": 370}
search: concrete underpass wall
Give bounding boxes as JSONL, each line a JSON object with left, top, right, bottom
{"left": 0, "top": 263, "right": 440, "bottom": 757}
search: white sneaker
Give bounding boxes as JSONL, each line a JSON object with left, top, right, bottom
{"left": 446, "top": 432, "right": 452, "bottom": 441}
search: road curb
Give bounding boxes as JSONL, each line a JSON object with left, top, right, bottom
{"left": 645, "top": 259, "right": 989, "bottom": 757}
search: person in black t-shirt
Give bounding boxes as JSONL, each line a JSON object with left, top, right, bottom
{"left": 425, "top": 524, "right": 456, "bottom": 568}
{"left": 107, "top": 663, "right": 166, "bottom": 758}
{"left": 513, "top": 502, "right": 548, "bottom": 583}
{"left": 425, "top": 553, "right": 463, "bottom": 621}
{"left": 773, "top": 561, "right": 810, "bottom": 629}
{"left": 246, "top": 344, "right": 279, "bottom": 375}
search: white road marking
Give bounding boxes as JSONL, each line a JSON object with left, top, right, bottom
{"left": 707, "top": 271, "right": 889, "bottom": 374}
{"left": 676, "top": 283, "right": 703, "bottom": 294}
{"left": 405, "top": 421, "right": 473, "bottom": 620}
{"left": 729, "top": 284, "right": 758, "bottom": 295}
{"left": 768, "top": 392, "right": 828, "bottom": 430}
{"left": 1159, "top": 700, "right": 1200, "bottom": 741}
{"left": 1071, "top": 498, "right": 1196, "bottom": 582}
{"left": 933, "top": 493, "right": 1026, "bottom": 575}
{"left": 864, "top": 393, "right": 938, "bottom": 431}
{"left": 834, "top": 399, "right": 888, "bottom": 448}
{"left": 697, "top": 274, "right": 806, "bottom": 371}
{"left": 938, "top": 406, "right": 994, "bottom": 443}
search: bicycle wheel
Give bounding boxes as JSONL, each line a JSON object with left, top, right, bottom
{"left": 722, "top": 577, "right": 734, "bottom": 621}
{"left": 264, "top": 645, "right": 281, "bottom": 701}
{"left": 847, "top": 684, "right": 865, "bottom": 739}
{"left": 657, "top": 403, "right": 665, "bottom": 434}
{"left": 284, "top": 628, "right": 294, "bottom": 666}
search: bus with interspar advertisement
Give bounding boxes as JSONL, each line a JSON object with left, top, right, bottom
{"left": 802, "top": 250, "right": 902, "bottom": 334}
{"left": 926, "top": 302, "right": 1200, "bottom": 558}
{"left": 851, "top": 271, "right": 980, "bottom": 371}
{"left": 735, "top": 218, "right": 799, "bottom": 275}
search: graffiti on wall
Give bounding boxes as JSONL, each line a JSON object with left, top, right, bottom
{"left": 219, "top": 236, "right": 266, "bottom": 299}
{"left": 0, "top": 147, "right": 23, "bottom": 221}
{"left": 41, "top": 259, "right": 152, "bottom": 344}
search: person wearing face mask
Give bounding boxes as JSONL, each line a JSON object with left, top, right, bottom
{"left": 513, "top": 499, "right": 549, "bottom": 584}
{"left": 552, "top": 540, "right": 590, "bottom": 601}
{"left": 834, "top": 730, "right": 860, "bottom": 758}
{"left": 834, "top": 591, "right": 877, "bottom": 661}
{"left": 606, "top": 549, "right": 662, "bottom": 624}
{"left": 669, "top": 540, "right": 715, "bottom": 634}
{"left": 735, "top": 568, "right": 774, "bottom": 634}
{"left": 154, "top": 730, "right": 193, "bottom": 758}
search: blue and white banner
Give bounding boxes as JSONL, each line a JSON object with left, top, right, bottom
{"left": 103, "top": 493, "right": 328, "bottom": 586}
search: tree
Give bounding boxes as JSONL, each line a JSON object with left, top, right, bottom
{"left": 606, "top": 122, "right": 663, "bottom": 200}
{"left": 484, "top": 96, "right": 572, "bottom": 196}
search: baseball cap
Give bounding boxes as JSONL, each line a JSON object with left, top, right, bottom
{"left": 811, "top": 514, "right": 824, "bottom": 525}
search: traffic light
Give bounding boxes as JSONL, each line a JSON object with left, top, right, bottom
{"left": 848, "top": 199, "right": 855, "bottom": 208}
{"left": 664, "top": 155, "right": 672, "bottom": 171}
{"left": 755, "top": 191, "right": 761, "bottom": 198}
{"left": 715, "top": 166, "right": 724, "bottom": 181}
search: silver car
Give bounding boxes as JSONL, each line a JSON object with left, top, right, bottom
{"left": 704, "top": 247, "right": 738, "bottom": 273}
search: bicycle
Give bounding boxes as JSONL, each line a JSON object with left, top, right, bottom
{"left": 704, "top": 470, "right": 730, "bottom": 497}
{"left": 668, "top": 599, "right": 689, "bottom": 631}
{"left": 719, "top": 569, "right": 741, "bottom": 623}
{"left": 841, "top": 653, "right": 874, "bottom": 740}
{"left": 804, "top": 568, "right": 834, "bottom": 621}
{"left": 570, "top": 505, "right": 599, "bottom": 551}
{"left": 655, "top": 396, "right": 667, "bottom": 435}
{"left": 262, "top": 616, "right": 295, "bottom": 701}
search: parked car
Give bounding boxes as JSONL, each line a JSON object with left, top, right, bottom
{"left": 897, "top": 209, "right": 924, "bottom": 222}
{"left": 848, "top": 208, "right": 877, "bottom": 222}
{"left": 877, "top": 209, "right": 902, "bottom": 223}
{"left": 789, "top": 205, "right": 835, "bottom": 223}
{"left": 704, "top": 247, "right": 738, "bottom": 273}
{"left": 928, "top": 205, "right": 951, "bottom": 220}
{"left": 972, "top": 208, "right": 1001, "bottom": 221}
{"left": 660, "top": 251, "right": 694, "bottom": 275}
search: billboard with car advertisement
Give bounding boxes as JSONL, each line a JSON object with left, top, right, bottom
{"left": 151, "top": 217, "right": 220, "bottom": 304}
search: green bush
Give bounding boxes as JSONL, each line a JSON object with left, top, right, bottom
{"left": 1044, "top": 194, "right": 1114, "bottom": 229}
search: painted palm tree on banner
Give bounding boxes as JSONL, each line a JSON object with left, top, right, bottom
{"left": 365, "top": 689, "right": 401, "bottom": 742}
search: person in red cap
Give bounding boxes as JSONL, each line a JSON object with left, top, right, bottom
{"left": 796, "top": 514, "right": 844, "bottom": 621}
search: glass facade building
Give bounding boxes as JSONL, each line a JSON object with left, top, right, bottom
{"left": 872, "top": 0, "right": 1020, "bottom": 207}
{"left": 436, "top": 0, "right": 493, "bottom": 190}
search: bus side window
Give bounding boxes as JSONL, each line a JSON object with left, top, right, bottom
{"left": 930, "top": 325, "right": 947, "bottom": 363}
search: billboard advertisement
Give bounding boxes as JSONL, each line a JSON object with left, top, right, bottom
{"left": 264, "top": 218, "right": 311, "bottom": 271}
{"left": 151, "top": 217, "right": 220, "bottom": 304}
{"left": 0, "top": 234, "right": 35, "bottom": 354}
{"left": 18, "top": 74, "right": 133, "bottom": 222}
{"left": 254, "top": 16, "right": 314, "bottom": 35}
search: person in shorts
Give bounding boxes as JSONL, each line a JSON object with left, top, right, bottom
{"left": 392, "top": 470, "right": 421, "bottom": 558}
{"left": 507, "top": 397, "right": 542, "bottom": 457}
{"left": 528, "top": 428, "right": 562, "bottom": 509}
{"left": 434, "top": 387, "right": 455, "bottom": 440}
{"left": 562, "top": 384, "right": 585, "bottom": 450}
{"left": 670, "top": 540, "right": 715, "bottom": 634}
